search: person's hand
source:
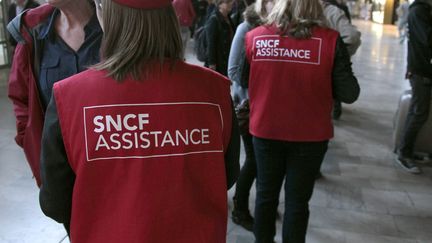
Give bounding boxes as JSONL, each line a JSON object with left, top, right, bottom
{"left": 232, "top": 91, "right": 240, "bottom": 106}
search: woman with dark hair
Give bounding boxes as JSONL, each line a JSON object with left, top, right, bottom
{"left": 205, "top": 0, "right": 235, "bottom": 76}
{"left": 245, "top": 0, "right": 360, "bottom": 241}
{"left": 38, "top": 0, "right": 240, "bottom": 242}
{"left": 192, "top": 0, "right": 209, "bottom": 34}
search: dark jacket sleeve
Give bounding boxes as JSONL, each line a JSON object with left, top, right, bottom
{"left": 332, "top": 36, "right": 360, "bottom": 104}
{"left": 409, "top": 5, "right": 432, "bottom": 47}
{"left": 206, "top": 15, "right": 218, "bottom": 65}
{"left": 224, "top": 102, "right": 240, "bottom": 190}
{"left": 39, "top": 95, "right": 75, "bottom": 224}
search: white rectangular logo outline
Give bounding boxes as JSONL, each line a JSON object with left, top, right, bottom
{"left": 83, "top": 102, "right": 224, "bottom": 162}
{"left": 252, "top": 35, "right": 322, "bottom": 65}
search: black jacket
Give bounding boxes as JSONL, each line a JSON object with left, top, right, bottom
{"left": 192, "top": 0, "right": 209, "bottom": 28}
{"left": 8, "top": 0, "right": 40, "bottom": 46}
{"left": 407, "top": 0, "right": 432, "bottom": 79}
{"left": 332, "top": 36, "right": 360, "bottom": 104}
{"left": 205, "top": 10, "right": 234, "bottom": 76}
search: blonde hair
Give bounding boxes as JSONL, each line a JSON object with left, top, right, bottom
{"left": 254, "top": 0, "right": 270, "bottom": 18}
{"left": 94, "top": 0, "right": 183, "bottom": 81}
{"left": 266, "top": 0, "right": 326, "bottom": 38}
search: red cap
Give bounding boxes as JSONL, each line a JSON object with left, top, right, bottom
{"left": 112, "top": 0, "right": 172, "bottom": 9}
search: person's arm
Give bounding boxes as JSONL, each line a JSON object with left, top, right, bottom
{"left": 6, "top": 12, "right": 37, "bottom": 147}
{"left": 332, "top": 36, "right": 360, "bottom": 104}
{"left": 39, "top": 95, "right": 75, "bottom": 224}
{"left": 228, "top": 23, "right": 248, "bottom": 83}
{"left": 325, "top": 5, "right": 361, "bottom": 56}
{"left": 8, "top": 44, "right": 31, "bottom": 147}
{"left": 206, "top": 16, "right": 218, "bottom": 69}
{"left": 228, "top": 24, "right": 250, "bottom": 104}
{"left": 244, "top": 31, "right": 253, "bottom": 64}
{"left": 224, "top": 102, "right": 240, "bottom": 190}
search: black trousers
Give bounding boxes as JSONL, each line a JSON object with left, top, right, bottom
{"left": 253, "top": 137, "right": 328, "bottom": 243}
{"left": 399, "top": 75, "right": 432, "bottom": 157}
{"left": 64, "top": 222, "right": 70, "bottom": 237}
{"left": 233, "top": 133, "right": 256, "bottom": 210}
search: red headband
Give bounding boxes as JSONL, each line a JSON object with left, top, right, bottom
{"left": 112, "top": 0, "right": 172, "bottom": 9}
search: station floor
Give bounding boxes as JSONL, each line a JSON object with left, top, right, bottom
{"left": 1, "top": 20, "right": 431, "bottom": 243}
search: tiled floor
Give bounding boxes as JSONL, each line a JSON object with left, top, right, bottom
{"left": 0, "top": 20, "right": 431, "bottom": 243}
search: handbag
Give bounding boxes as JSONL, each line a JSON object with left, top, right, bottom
{"left": 235, "top": 99, "right": 250, "bottom": 135}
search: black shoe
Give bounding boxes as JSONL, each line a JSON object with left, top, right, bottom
{"left": 394, "top": 156, "right": 421, "bottom": 174}
{"left": 232, "top": 210, "right": 254, "bottom": 232}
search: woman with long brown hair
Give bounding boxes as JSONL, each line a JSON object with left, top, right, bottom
{"left": 245, "top": 0, "right": 360, "bottom": 241}
{"left": 205, "top": 0, "right": 235, "bottom": 76}
{"left": 38, "top": 1, "right": 240, "bottom": 242}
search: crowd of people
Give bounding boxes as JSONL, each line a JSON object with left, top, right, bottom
{"left": 4, "top": 0, "right": 431, "bottom": 242}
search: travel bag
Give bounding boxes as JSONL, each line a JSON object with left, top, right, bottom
{"left": 393, "top": 90, "right": 432, "bottom": 155}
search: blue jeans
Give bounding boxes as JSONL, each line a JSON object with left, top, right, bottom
{"left": 399, "top": 75, "right": 432, "bottom": 158}
{"left": 253, "top": 137, "right": 328, "bottom": 243}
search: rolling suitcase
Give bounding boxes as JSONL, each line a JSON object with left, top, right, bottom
{"left": 393, "top": 90, "right": 432, "bottom": 155}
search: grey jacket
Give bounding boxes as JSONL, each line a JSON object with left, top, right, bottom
{"left": 227, "top": 5, "right": 261, "bottom": 105}
{"left": 322, "top": 3, "right": 361, "bottom": 56}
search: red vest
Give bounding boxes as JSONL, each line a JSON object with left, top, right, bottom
{"left": 245, "top": 26, "right": 339, "bottom": 141}
{"left": 52, "top": 61, "right": 232, "bottom": 243}
{"left": 173, "top": 0, "right": 196, "bottom": 27}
